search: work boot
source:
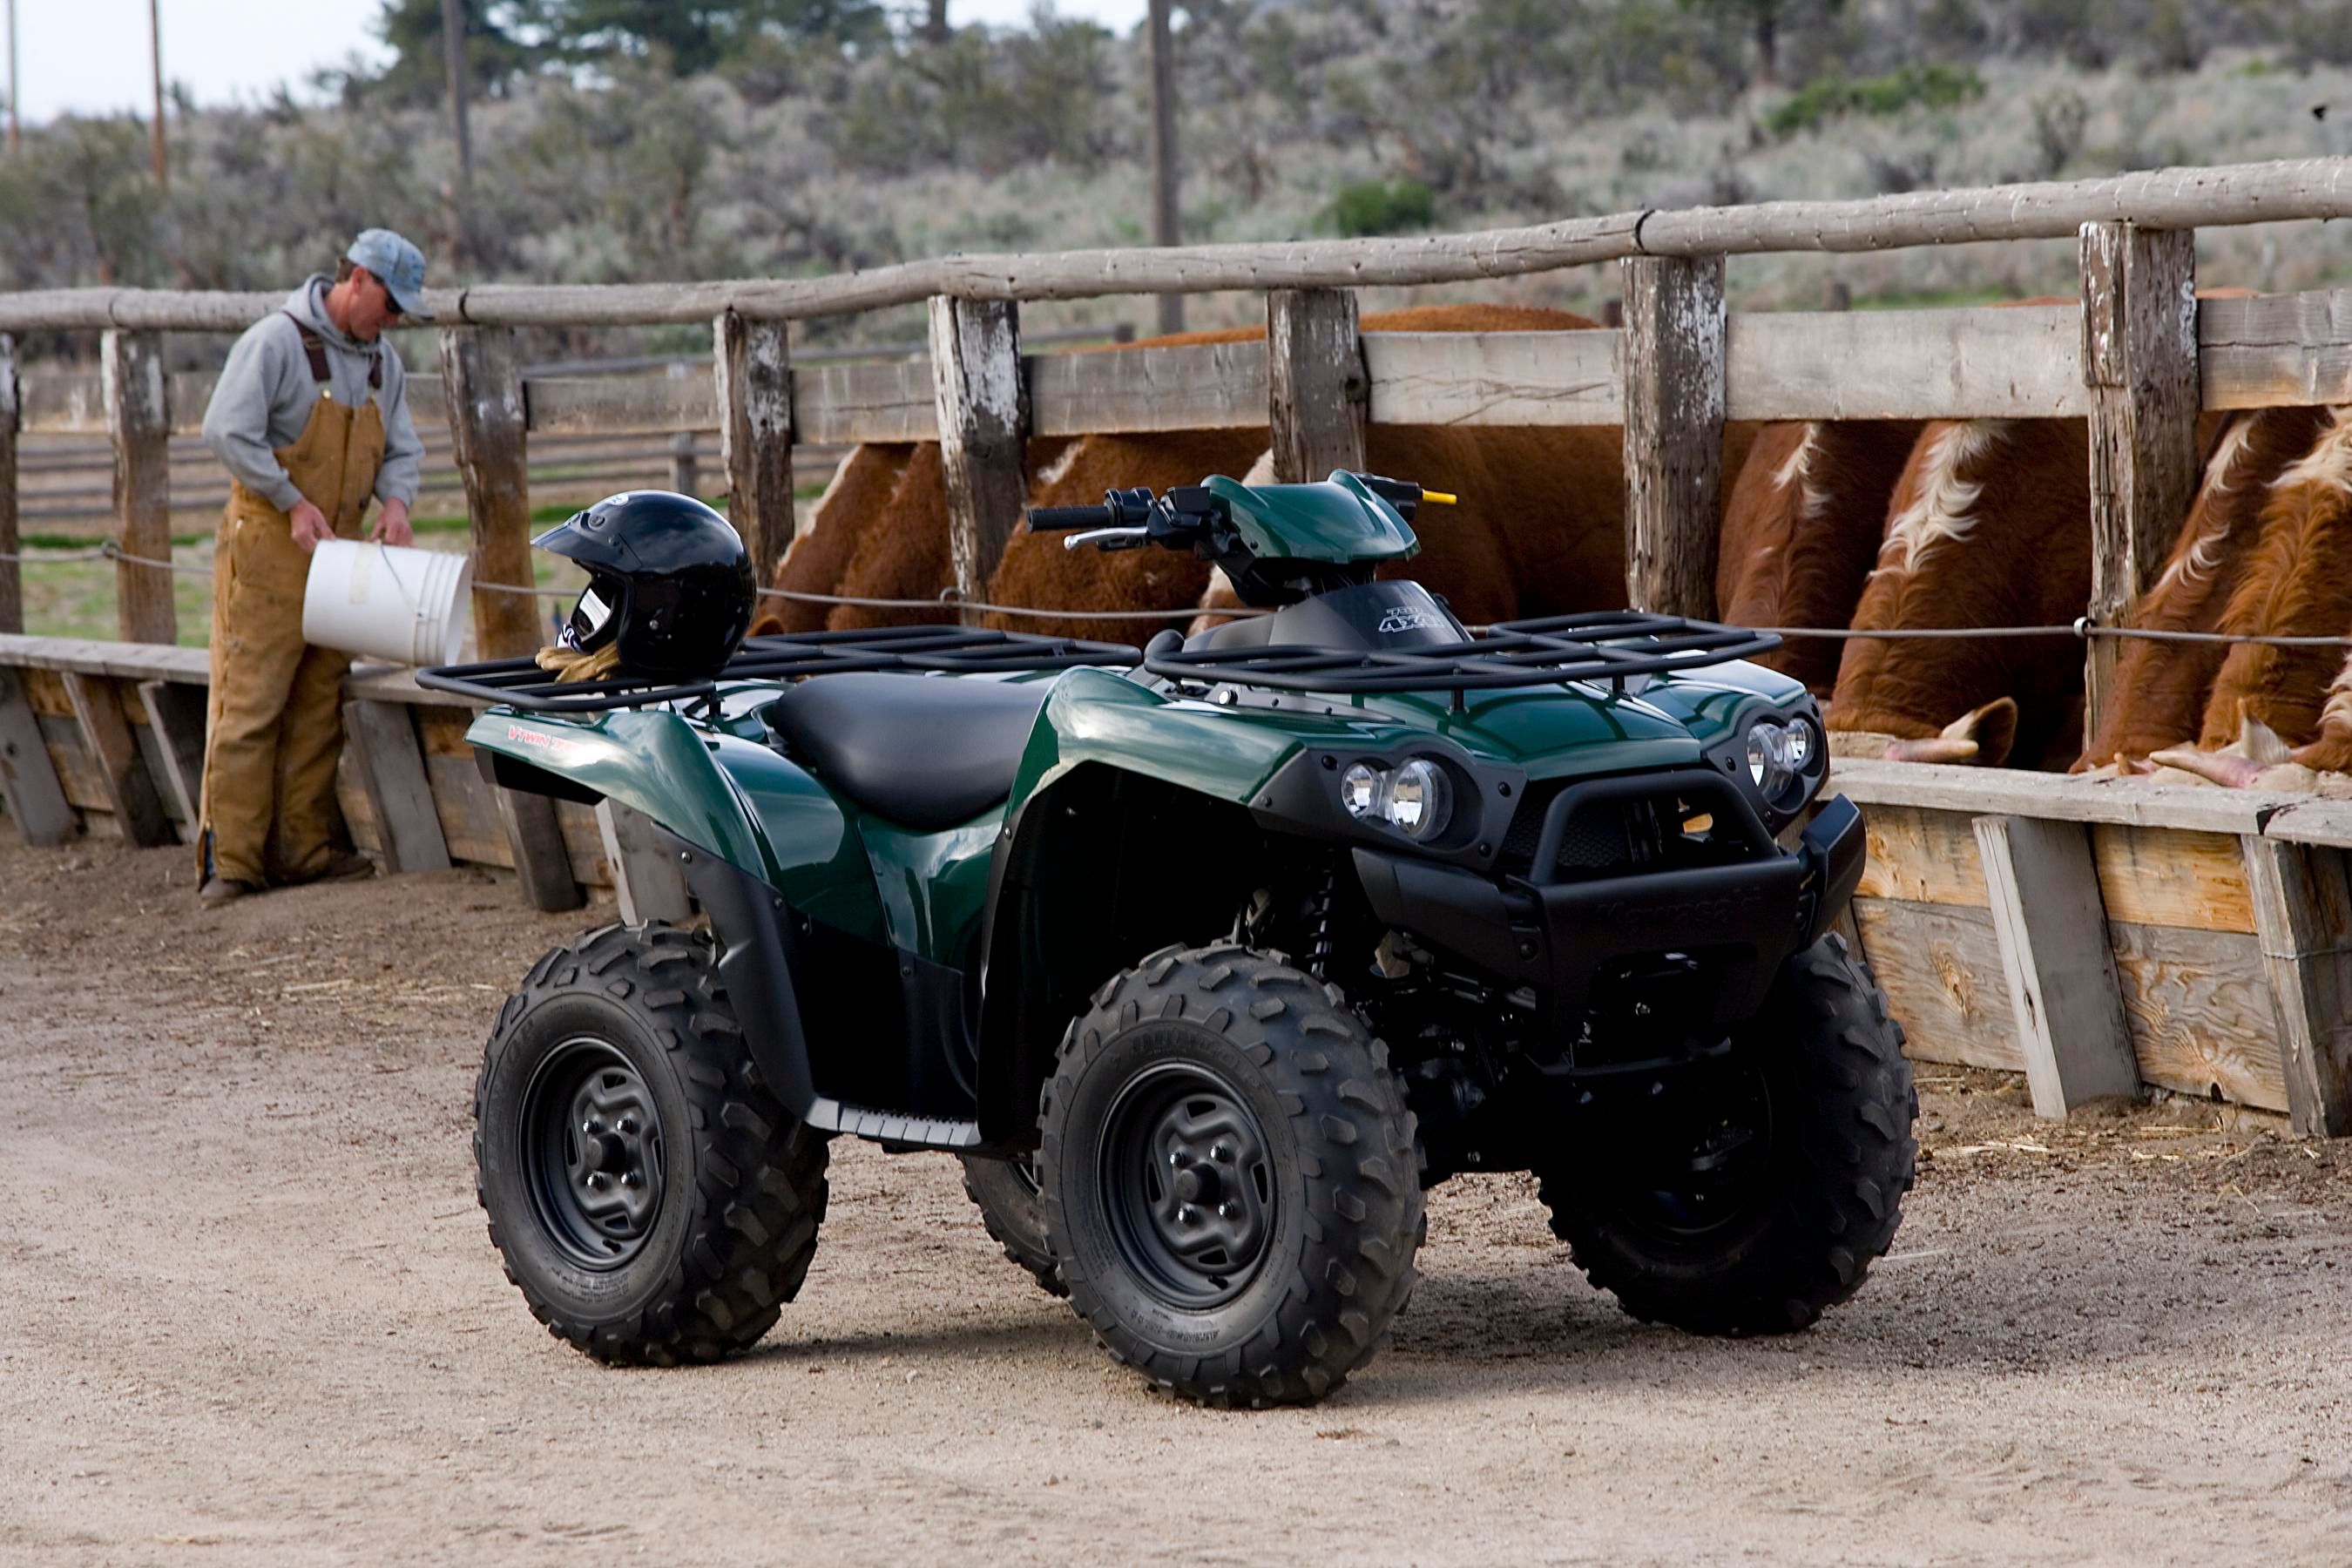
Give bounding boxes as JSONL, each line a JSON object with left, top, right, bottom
{"left": 316, "top": 849, "right": 377, "bottom": 882}
{"left": 199, "top": 876, "right": 259, "bottom": 909}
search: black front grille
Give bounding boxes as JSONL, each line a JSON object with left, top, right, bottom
{"left": 1500, "top": 777, "right": 1754, "bottom": 883}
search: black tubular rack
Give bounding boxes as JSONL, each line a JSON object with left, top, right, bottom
{"left": 1144, "top": 611, "right": 1782, "bottom": 699}
{"left": 416, "top": 625, "right": 1144, "bottom": 714}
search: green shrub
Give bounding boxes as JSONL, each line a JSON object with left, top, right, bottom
{"left": 1326, "top": 178, "right": 1436, "bottom": 238}
{"left": 1764, "top": 63, "right": 1986, "bottom": 139}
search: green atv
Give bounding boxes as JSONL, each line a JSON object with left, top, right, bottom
{"left": 423, "top": 472, "right": 1915, "bottom": 1407}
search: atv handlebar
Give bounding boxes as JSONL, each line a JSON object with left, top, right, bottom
{"left": 1026, "top": 504, "right": 1117, "bottom": 531}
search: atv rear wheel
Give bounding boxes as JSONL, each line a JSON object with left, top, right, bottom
{"left": 958, "top": 1153, "right": 1065, "bottom": 1297}
{"left": 475, "top": 923, "right": 829, "bottom": 1365}
{"left": 1536, "top": 932, "right": 1916, "bottom": 1335}
{"left": 1037, "top": 943, "right": 1423, "bottom": 1407}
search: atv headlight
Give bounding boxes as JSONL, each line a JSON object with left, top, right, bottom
{"left": 1379, "top": 758, "right": 1452, "bottom": 840}
{"left": 1335, "top": 757, "right": 1455, "bottom": 841}
{"left": 1746, "top": 720, "right": 1796, "bottom": 798}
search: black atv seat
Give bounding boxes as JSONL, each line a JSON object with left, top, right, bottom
{"left": 763, "top": 672, "right": 1051, "bottom": 830}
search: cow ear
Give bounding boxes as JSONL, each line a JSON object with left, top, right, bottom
{"left": 1944, "top": 696, "right": 2017, "bottom": 767}
{"left": 2149, "top": 743, "right": 2268, "bottom": 787}
{"left": 1882, "top": 734, "right": 1980, "bottom": 763}
{"left": 2237, "top": 711, "right": 2291, "bottom": 766}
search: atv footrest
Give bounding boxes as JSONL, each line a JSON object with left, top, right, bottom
{"left": 807, "top": 1102, "right": 984, "bottom": 1151}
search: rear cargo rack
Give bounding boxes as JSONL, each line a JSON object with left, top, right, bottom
{"left": 416, "top": 625, "right": 1143, "bottom": 713}
{"left": 1146, "top": 611, "right": 1781, "bottom": 701}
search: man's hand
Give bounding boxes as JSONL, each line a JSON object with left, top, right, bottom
{"left": 288, "top": 498, "right": 334, "bottom": 555}
{"left": 369, "top": 497, "right": 413, "bottom": 549}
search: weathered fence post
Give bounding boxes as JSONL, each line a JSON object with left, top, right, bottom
{"left": 62, "top": 670, "right": 170, "bottom": 846}
{"left": 0, "top": 333, "right": 18, "bottom": 635}
{"left": 2243, "top": 837, "right": 2352, "bottom": 1138}
{"left": 1620, "top": 254, "right": 1726, "bottom": 618}
{"left": 666, "top": 431, "right": 699, "bottom": 497}
{"left": 102, "top": 328, "right": 174, "bottom": 645}
{"left": 0, "top": 666, "right": 73, "bottom": 846}
{"left": 341, "top": 699, "right": 450, "bottom": 875}
{"left": 437, "top": 326, "right": 540, "bottom": 660}
{"left": 928, "top": 295, "right": 1028, "bottom": 625}
{"left": 1266, "top": 288, "right": 1367, "bottom": 482}
{"left": 1974, "top": 815, "right": 2141, "bottom": 1119}
{"left": 2080, "top": 220, "right": 2200, "bottom": 747}
{"left": 714, "top": 310, "right": 794, "bottom": 577}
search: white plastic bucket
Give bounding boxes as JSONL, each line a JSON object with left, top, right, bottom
{"left": 301, "top": 539, "right": 474, "bottom": 666}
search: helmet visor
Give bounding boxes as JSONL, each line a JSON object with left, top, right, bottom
{"left": 560, "top": 577, "right": 621, "bottom": 652}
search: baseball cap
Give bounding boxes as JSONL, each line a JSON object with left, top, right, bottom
{"left": 346, "top": 228, "right": 433, "bottom": 321}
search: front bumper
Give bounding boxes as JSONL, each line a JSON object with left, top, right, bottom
{"left": 1354, "top": 786, "right": 1866, "bottom": 1026}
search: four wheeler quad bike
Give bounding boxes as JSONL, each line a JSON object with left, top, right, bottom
{"left": 422, "top": 471, "right": 1916, "bottom": 1407}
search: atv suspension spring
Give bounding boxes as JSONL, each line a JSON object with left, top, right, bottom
{"left": 1307, "top": 861, "right": 1337, "bottom": 980}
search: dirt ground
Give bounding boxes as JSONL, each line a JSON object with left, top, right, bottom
{"left": 4, "top": 835, "right": 2351, "bottom": 1566}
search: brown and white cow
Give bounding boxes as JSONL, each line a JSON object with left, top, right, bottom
{"left": 2147, "top": 405, "right": 2352, "bottom": 787}
{"left": 1716, "top": 418, "right": 1923, "bottom": 699}
{"left": 2075, "top": 405, "right": 2335, "bottom": 772}
{"left": 1826, "top": 416, "right": 2092, "bottom": 768}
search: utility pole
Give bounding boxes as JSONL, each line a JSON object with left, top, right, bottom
{"left": 147, "top": 0, "right": 167, "bottom": 189}
{"left": 442, "top": 0, "right": 473, "bottom": 195}
{"left": 1146, "top": 0, "right": 1181, "bottom": 335}
{"left": 6, "top": 0, "right": 20, "bottom": 158}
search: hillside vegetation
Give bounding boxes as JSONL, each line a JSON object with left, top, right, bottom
{"left": 10, "top": 0, "right": 2352, "bottom": 356}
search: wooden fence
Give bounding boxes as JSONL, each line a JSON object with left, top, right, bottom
{"left": 10, "top": 156, "right": 2352, "bottom": 1130}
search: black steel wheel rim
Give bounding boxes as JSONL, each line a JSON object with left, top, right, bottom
{"left": 1609, "top": 1053, "right": 1778, "bottom": 1248}
{"left": 519, "top": 1038, "right": 667, "bottom": 1270}
{"left": 1097, "top": 1058, "right": 1278, "bottom": 1309}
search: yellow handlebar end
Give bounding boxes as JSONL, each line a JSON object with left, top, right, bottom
{"left": 1421, "top": 490, "right": 1457, "bottom": 505}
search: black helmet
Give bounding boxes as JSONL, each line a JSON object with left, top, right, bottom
{"left": 535, "top": 491, "right": 756, "bottom": 680}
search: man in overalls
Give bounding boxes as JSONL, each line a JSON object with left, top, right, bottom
{"left": 195, "top": 230, "right": 430, "bottom": 907}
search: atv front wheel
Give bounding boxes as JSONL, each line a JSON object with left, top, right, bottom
{"left": 959, "top": 1153, "right": 1065, "bottom": 1297}
{"left": 1037, "top": 943, "right": 1424, "bottom": 1407}
{"left": 475, "top": 923, "right": 829, "bottom": 1365}
{"left": 1536, "top": 932, "right": 1915, "bottom": 1335}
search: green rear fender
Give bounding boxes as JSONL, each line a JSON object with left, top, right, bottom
{"left": 468, "top": 708, "right": 763, "bottom": 866}
{"left": 464, "top": 707, "right": 885, "bottom": 939}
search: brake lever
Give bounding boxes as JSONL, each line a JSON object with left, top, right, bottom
{"left": 1062, "top": 526, "right": 1153, "bottom": 551}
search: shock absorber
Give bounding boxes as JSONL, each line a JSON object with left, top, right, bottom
{"left": 1306, "top": 858, "right": 1337, "bottom": 979}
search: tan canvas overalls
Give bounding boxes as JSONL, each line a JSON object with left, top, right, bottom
{"left": 197, "top": 317, "right": 387, "bottom": 887}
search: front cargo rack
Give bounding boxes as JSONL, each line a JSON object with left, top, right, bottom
{"left": 416, "top": 625, "right": 1144, "bottom": 714}
{"left": 1146, "top": 611, "right": 1781, "bottom": 700}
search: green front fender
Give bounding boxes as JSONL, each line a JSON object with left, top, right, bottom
{"left": 466, "top": 707, "right": 768, "bottom": 872}
{"left": 1004, "top": 667, "right": 1303, "bottom": 814}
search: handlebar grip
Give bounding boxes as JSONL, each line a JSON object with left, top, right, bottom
{"left": 1027, "top": 505, "right": 1115, "bottom": 531}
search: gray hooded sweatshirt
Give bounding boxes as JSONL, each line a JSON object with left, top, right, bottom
{"left": 200, "top": 275, "right": 424, "bottom": 514}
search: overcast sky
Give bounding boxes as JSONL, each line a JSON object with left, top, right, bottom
{"left": 6, "top": 0, "right": 1152, "bottom": 125}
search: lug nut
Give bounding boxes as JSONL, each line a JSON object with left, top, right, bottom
{"left": 621, "top": 1170, "right": 642, "bottom": 1189}
{"left": 618, "top": 1117, "right": 639, "bottom": 1136}
{"left": 1210, "top": 1142, "right": 1234, "bottom": 1164}
{"left": 1176, "top": 1205, "right": 1200, "bottom": 1226}
{"left": 1218, "top": 1202, "right": 1240, "bottom": 1220}
{"left": 583, "top": 1119, "right": 602, "bottom": 1136}
{"left": 1168, "top": 1151, "right": 1185, "bottom": 1169}
{"left": 586, "top": 1172, "right": 610, "bottom": 1191}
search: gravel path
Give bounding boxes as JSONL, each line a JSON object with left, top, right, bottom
{"left": 3, "top": 835, "right": 2349, "bottom": 1565}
